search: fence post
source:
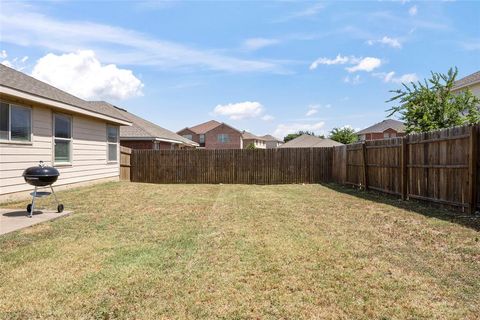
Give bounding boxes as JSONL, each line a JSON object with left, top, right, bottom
{"left": 362, "top": 142, "right": 369, "bottom": 190}
{"left": 400, "top": 137, "right": 408, "bottom": 200}
{"left": 468, "top": 125, "right": 478, "bottom": 214}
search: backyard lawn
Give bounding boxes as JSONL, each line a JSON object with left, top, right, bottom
{"left": 0, "top": 182, "right": 479, "bottom": 319}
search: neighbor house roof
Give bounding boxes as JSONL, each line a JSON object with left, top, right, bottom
{"left": 452, "top": 71, "right": 480, "bottom": 91}
{"left": 279, "top": 134, "right": 343, "bottom": 148}
{"left": 356, "top": 119, "right": 405, "bottom": 135}
{"left": 242, "top": 131, "right": 265, "bottom": 140}
{"left": 0, "top": 64, "right": 130, "bottom": 126}
{"left": 180, "top": 120, "right": 242, "bottom": 135}
{"left": 261, "top": 134, "right": 283, "bottom": 142}
{"left": 91, "top": 102, "right": 198, "bottom": 146}
{"left": 186, "top": 120, "right": 222, "bottom": 134}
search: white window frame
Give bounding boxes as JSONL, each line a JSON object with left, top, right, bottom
{"left": 53, "top": 113, "right": 73, "bottom": 166}
{"left": 183, "top": 134, "right": 193, "bottom": 140}
{"left": 107, "top": 125, "right": 119, "bottom": 163}
{"left": 0, "top": 101, "right": 32, "bottom": 143}
{"left": 199, "top": 134, "right": 205, "bottom": 144}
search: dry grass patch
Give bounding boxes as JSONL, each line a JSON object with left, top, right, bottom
{"left": 0, "top": 181, "right": 479, "bottom": 319}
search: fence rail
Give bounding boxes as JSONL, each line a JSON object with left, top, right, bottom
{"left": 126, "top": 124, "right": 480, "bottom": 214}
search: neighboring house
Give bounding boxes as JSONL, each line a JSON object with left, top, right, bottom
{"left": 90, "top": 102, "right": 198, "bottom": 150}
{"left": 279, "top": 134, "right": 343, "bottom": 148}
{"left": 261, "top": 134, "right": 284, "bottom": 149}
{"left": 242, "top": 131, "right": 266, "bottom": 149}
{"left": 0, "top": 64, "right": 131, "bottom": 200}
{"left": 452, "top": 70, "right": 480, "bottom": 99}
{"left": 177, "top": 120, "right": 243, "bottom": 149}
{"left": 356, "top": 119, "right": 406, "bottom": 141}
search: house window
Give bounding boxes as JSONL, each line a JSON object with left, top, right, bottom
{"left": 107, "top": 125, "right": 118, "bottom": 162}
{"left": 199, "top": 134, "right": 205, "bottom": 144}
{"left": 359, "top": 134, "right": 366, "bottom": 141}
{"left": 183, "top": 134, "right": 192, "bottom": 140}
{"left": 0, "top": 102, "right": 32, "bottom": 142}
{"left": 54, "top": 114, "right": 72, "bottom": 164}
{"left": 217, "top": 134, "right": 230, "bottom": 143}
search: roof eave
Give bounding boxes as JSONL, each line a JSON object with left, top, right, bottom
{"left": 0, "top": 86, "right": 132, "bottom": 126}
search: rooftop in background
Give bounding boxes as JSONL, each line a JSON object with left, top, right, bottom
{"left": 279, "top": 134, "right": 343, "bottom": 148}
{"left": 185, "top": 120, "right": 222, "bottom": 134}
{"left": 356, "top": 119, "right": 406, "bottom": 135}
{"left": 261, "top": 134, "right": 283, "bottom": 142}
{"left": 0, "top": 64, "right": 130, "bottom": 125}
{"left": 452, "top": 71, "right": 480, "bottom": 91}
{"left": 96, "top": 102, "right": 198, "bottom": 147}
{"left": 242, "top": 131, "right": 265, "bottom": 140}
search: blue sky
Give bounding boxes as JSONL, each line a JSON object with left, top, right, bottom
{"left": 1, "top": 0, "right": 479, "bottom": 138}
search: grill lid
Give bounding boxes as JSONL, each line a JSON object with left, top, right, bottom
{"left": 22, "top": 161, "right": 60, "bottom": 178}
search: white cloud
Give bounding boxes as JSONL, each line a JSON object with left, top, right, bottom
{"left": 409, "top": 5, "right": 418, "bottom": 16}
{"left": 213, "top": 101, "right": 264, "bottom": 120}
{"left": 346, "top": 57, "right": 382, "bottom": 73}
{"left": 309, "top": 54, "right": 350, "bottom": 70}
{"left": 0, "top": 50, "right": 7, "bottom": 59}
{"left": 243, "top": 38, "right": 280, "bottom": 51}
{"left": 306, "top": 106, "right": 319, "bottom": 116}
{"left": 344, "top": 74, "right": 361, "bottom": 84}
{"left": 367, "top": 36, "right": 402, "bottom": 48}
{"left": 293, "top": 3, "right": 325, "bottom": 18}
{"left": 261, "top": 114, "right": 275, "bottom": 121}
{"left": 31, "top": 50, "right": 144, "bottom": 100}
{"left": 1, "top": 50, "right": 28, "bottom": 71}
{"left": 0, "top": 3, "right": 281, "bottom": 73}
{"left": 374, "top": 71, "right": 418, "bottom": 84}
{"left": 274, "top": 121, "right": 325, "bottom": 138}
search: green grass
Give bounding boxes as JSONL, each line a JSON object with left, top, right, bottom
{"left": 0, "top": 182, "right": 479, "bottom": 319}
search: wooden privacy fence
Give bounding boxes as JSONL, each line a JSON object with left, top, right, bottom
{"left": 338, "top": 124, "right": 479, "bottom": 213}
{"left": 126, "top": 124, "right": 479, "bottom": 214}
{"left": 131, "top": 148, "right": 333, "bottom": 184}
{"left": 120, "top": 146, "right": 131, "bottom": 181}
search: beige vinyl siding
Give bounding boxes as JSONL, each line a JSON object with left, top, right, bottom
{"left": 0, "top": 102, "right": 119, "bottom": 196}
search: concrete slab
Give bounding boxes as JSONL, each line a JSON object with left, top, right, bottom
{"left": 0, "top": 208, "right": 72, "bottom": 236}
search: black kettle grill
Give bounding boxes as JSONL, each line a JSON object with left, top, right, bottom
{"left": 22, "top": 161, "right": 64, "bottom": 217}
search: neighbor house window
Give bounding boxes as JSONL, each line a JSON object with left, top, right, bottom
{"left": 107, "top": 125, "right": 118, "bottom": 162}
{"left": 183, "top": 134, "right": 192, "bottom": 140}
{"left": 217, "top": 134, "right": 230, "bottom": 143}
{"left": 199, "top": 134, "right": 205, "bottom": 144}
{"left": 0, "top": 102, "right": 32, "bottom": 142}
{"left": 54, "top": 114, "right": 72, "bottom": 163}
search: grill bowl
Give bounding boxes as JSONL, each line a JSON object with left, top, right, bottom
{"left": 23, "top": 165, "right": 60, "bottom": 187}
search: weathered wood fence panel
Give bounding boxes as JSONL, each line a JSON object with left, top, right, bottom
{"left": 332, "top": 146, "right": 347, "bottom": 184}
{"left": 131, "top": 148, "right": 333, "bottom": 185}
{"left": 119, "top": 146, "right": 131, "bottom": 181}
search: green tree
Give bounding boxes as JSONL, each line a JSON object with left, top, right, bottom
{"left": 245, "top": 143, "right": 257, "bottom": 149}
{"left": 387, "top": 67, "right": 480, "bottom": 133}
{"left": 283, "top": 130, "right": 317, "bottom": 143}
{"left": 329, "top": 127, "right": 358, "bottom": 144}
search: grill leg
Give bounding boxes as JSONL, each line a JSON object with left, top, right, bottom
{"left": 29, "top": 186, "right": 37, "bottom": 218}
{"left": 50, "top": 185, "right": 59, "bottom": 206}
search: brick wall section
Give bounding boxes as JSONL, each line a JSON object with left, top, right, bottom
{"left": 177, "top": 128, "right": 199, "bottom": 144}
{"left": 362, "top": 129, "right": 405, "bottom": 141}
{"left": 205, "top": 124, "right": 242, "bottom": 149}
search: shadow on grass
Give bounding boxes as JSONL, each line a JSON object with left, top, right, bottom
{"left": 322, "top": 183, "right": 480, "bottom": 232}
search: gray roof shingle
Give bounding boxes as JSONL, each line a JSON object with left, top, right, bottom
{"left": 356, "top": 119, "right": 405, "bottom": 135}
{"left": 0, "top": 64, "right": 129, "bottom": 123}
{"left": 279, "top": 134, "right": 343, "bottom": 148}
{"left": 452, "top": 71, "right": 480, "bottom": 90}
{"left": 261, "top": 134, "right": 282, "bottom": 142}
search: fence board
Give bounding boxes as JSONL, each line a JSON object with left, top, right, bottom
{"left": 131, "top": 148, "right": 333, "bottom": 185}
{"left": 119, "top": 146, "right": 131, "bottom": 181}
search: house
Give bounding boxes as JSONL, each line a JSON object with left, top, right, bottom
{"left": 90, "top": 102, "right": 198, "bottom": 150}
{"left": 0, "top": 64, "right": 132, "bottom": 200}
{"left": 242, "top": 131, "right": 266, "bottom": 149}
{"left": 177, "top": 120, "right": 243, "bottom": 149}
{"left": 452, "top": 70, "right": 480, "bottom": 99}
{"left": 356, "top": 119, "right": 406, "bottom": 141}
{"left": 279, "top": 134, "right": 343, "bottom": 148}
{"left": 261, "top": 134, "right": 284, "bottom": 149}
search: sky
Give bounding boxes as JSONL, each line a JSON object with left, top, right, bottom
{"left": 0, "top": 0, "right": 479, "bottom": 139}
